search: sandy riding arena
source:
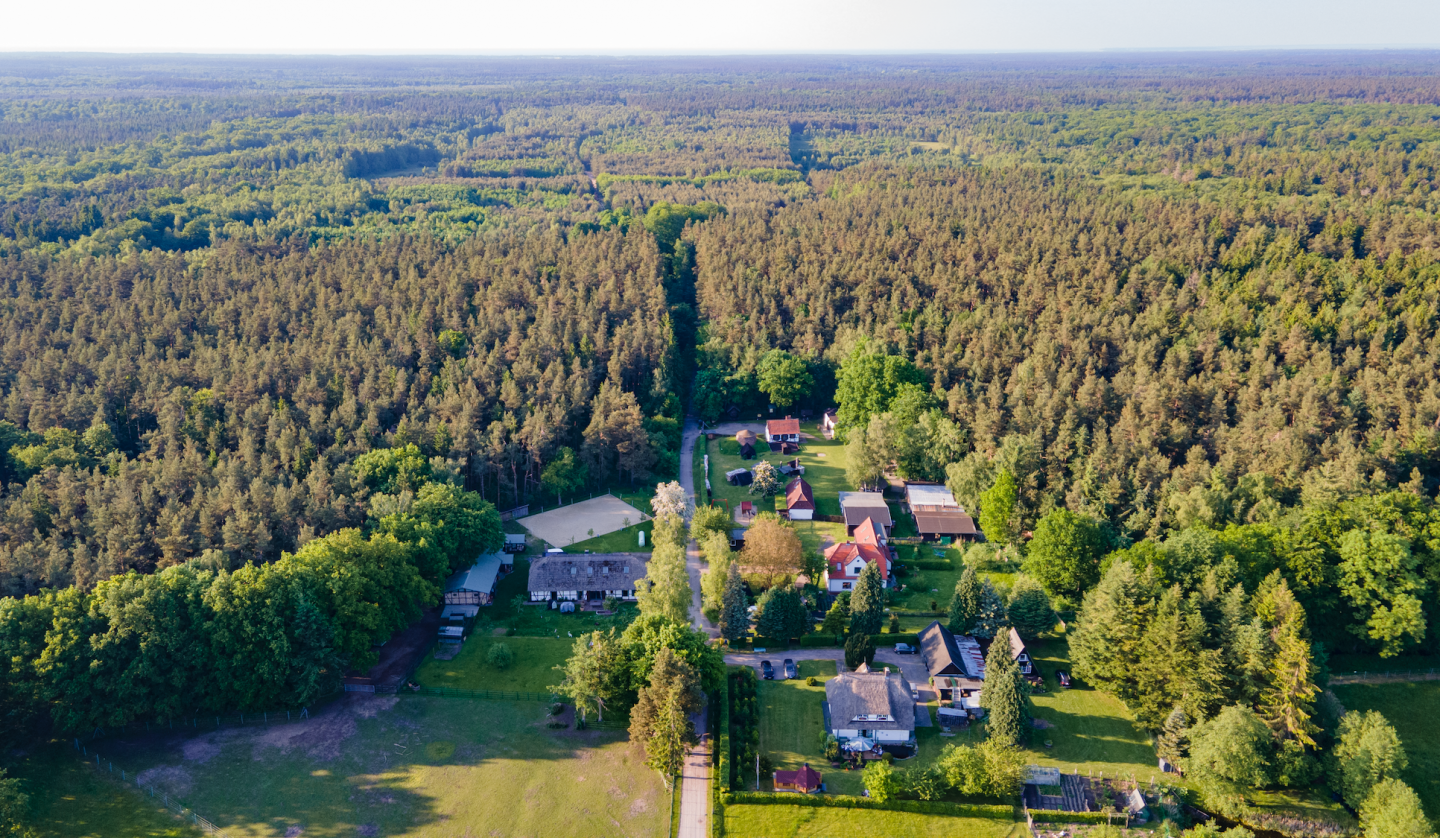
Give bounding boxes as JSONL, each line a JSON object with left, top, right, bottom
{"left": 521, "top": 495, "right": 648, "bottom": 547}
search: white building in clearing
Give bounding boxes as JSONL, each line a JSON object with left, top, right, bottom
{"left": 824, "top": 664, "right": 916, "bottom": 745}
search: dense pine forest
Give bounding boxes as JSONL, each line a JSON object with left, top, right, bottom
{"left": 0, "top": 53, "right": 1438, "bottom": 780}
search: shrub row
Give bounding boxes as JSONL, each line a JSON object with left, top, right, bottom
{"left": 712, "top": 678, "right": 730, "bottom": 838}
{"left": 871, "top": 633, "right": 921, "bottom": 645}
{"left": 908, "top": 560, "right": 956, "bottom": 571}
{"left": 1030, "top": 810, "right": 1120, "bottom": 825}
{"left": 727, "top": 667, "right": 760, "bottom": 792}
{"left": 722, "top": 791, "right": 1015, "bottom": 820}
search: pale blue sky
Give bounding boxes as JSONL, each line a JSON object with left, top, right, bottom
{"left": 3, "top": 0, "right": 1438, "bottom": 53}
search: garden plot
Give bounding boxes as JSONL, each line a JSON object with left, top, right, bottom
{"left": 522, "top": 495, "right": 649, "bottom": 548}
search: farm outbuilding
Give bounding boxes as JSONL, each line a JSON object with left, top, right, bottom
{"left": 443, "top": 553, "right": 507, "bottom": 615}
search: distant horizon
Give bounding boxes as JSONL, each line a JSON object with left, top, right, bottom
{"left": 3, "top": 45, "right": 1440, "bottom": 57}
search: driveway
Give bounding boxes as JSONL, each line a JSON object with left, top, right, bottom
{"left": 725, "top": 646, "right": 938, "bottom": 699}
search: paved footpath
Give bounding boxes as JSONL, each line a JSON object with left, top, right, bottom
{"left": 677, "top": 412, "right": 714, "bottom": 838}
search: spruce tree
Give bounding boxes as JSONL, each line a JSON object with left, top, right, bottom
{"left": 983, "top": 668, "right": 1031, "bottom": 748}
{"left": 948, "top": 566, "right": 981, "bottom": 634}
{"left": 1006, "top": 575, "right": 1056, "bottom": 639}
{"left": 755, "top": 585, "right": 810, "bottom": 642}
{"left": 1257, "top": 578, "right": 1321, "bottom": 747}
{"left": 980, "top": 626, "right": 1017, "bottom": 705}
{"left": 849, "top": 561, "right": 885, "bottom": 638}
{"left": 972, "top": 579, "right": 1007, "bottom": 639}
{"left": 1156, "top": 706, "right": 1191, "bottom": 769}
{"left": 719, "top": 564, "right": 750, "bottom": 648}
{"left": 844, "top": 631, "right": 876, "bottom": 670}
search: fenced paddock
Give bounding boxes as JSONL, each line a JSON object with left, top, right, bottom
{"left": 521, "top": 493, "right": 649, "bottom": 547}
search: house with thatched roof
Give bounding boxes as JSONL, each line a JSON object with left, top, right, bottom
{"left": 526, "top": 553, "right": 648, "bottom": 603}
{"left": 823, "top": 663, "right": 916, "bottom": 745}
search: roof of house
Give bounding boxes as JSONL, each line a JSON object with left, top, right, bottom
{"left": 914, "top": 509, "right": 978, "bottom": 536}
{"left": 505, "top": 533, "right": 526, "bottom": 545}
{"left": 445, "top": 553, "right": 505, "bottom": 594}
{"left": 905, "top": 484, "right": 958, "bottom": 508}
{"left": 736, "top": 429, "right": 757, "bottom": 445}
{"left": 823, "top": 517, "right": 890, "bottom": 580}
{"left": 825, "top": 667, "right": 915, "bottom": 732}
{"left": 821, "top": 409, "right": 839, "bottom": 426}
{"left": 918, "top": 621, "right": 967, "bottom": 678}
{"left": 1009, "top": 626, "right": 1028, "bottom": 661}
{"left": 774, "top": 764, "right": 823, "bottom": 792}
{"left": 785, "top": 477, "right": 815, "bottom": 510}
{"left": 527, "top": 553, "right": 648, "bottom": 592}
{"left": 767, "top": 417, "right": 801, "bottom": 436}
{"left": 839, "top": 492, "right": 893, "bottom": 528}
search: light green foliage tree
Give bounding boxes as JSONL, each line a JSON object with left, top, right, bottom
{"left": 834, "top": 344, "right": 926, "bottom": 436}
{"left": 1006, "top": 575, "right": 1056, "bottom": 638}
{"left": 978, "top": 468, "right": 1019, "bottom": 546}
{"left": 757, "top": 349, "right": 813, "bottom": 408}
{"left": 863, "top": 758, "right": 901, "bottom": 802}
{"left": 848, "top": 561, "right": 885, "bottom": 637}
{"left": 620, "top": 614, "right": 725, "bottom": 694}
{"left": 948, "top": 566, "right": 981, "bottom": 634}
{"left": 1187, "top": 705, "right": 1274, "bottom": 788}
{"left": 1023, "top": 508, "right": 1108, "bottom": 599}
{"left": 819, "top": 597, "right": 849, "bottom": 636}
{"left": 1257, "top": 578, "right": 1320, "bottom": 746}
{"left": 635, "top": 541, "right": 693, "bottom": 624}
{"left": 1337, "top": 529, "right": 1427, "bottom": 657}
{"left": 754, "top": 585, "right": 810, "bottom": 641}
{"left": 1330, "top": 710, "right": 1409, "bottom": 810}
{"left": 972, "top": 579, "right": 1007, "bottom": 639}
{"left": 719, "top": 564, "right": 750, "bottom": 647}
{"left": 743, "top": 513, "right": 804, "bottom": 589}
{"left": 352, "top": 444, "right": 432, "bottom": 494}
{"left": 0, "top": 769, "right": 30, "bottom": 837}
{"left": 371, "top": 481, "right": 503, "bottom": 585}
{"left": 541, "top": 446, "right": 587, "bottom": 504}
{"left": 700, "top": 529, "right": 734, "bottom": 619}
{"left": 845, "top": 416, "right": 891, "bottom": 489}
{"left": 1360, "top": 779, "right": 1437, "bottom": 838}
{"left": 936, "top": 739, "right": 1027, "bottom": 798}
{"left": 551, "top": 628, "right": 626, "bottom": 723}
{"left": 629, "top": 647, "right": 704, "bottom": 788}
{"left": 691, "top": 504, "right": 733, "bottom": 540}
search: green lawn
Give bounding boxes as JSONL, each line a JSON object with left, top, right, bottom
{"left": 724, "top": 803, "right": 1019, "bottom": 838}
{"left": 55, "top": 696, "right": 667, "bottom": 838}
{"left": 467, "top": 558, "right": 641, "bottom": 637}
{"left": 8, "top": 744, "right": 201, "bottom": 838}
{"left": 1333, "top": 681, "right": 1440, "bottom": 823}
{"left": 413, "top": 635, "right": 573, "bottom": 694}
{"left": 564, "top": 520, "right": 655, "bottom": 553}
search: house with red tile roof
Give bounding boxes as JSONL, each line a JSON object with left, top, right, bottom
{"left": 784, "top": 476, "right": 815, "bottom": 521}
{"left": 820, "top": 516, "right": 892, "bottom": 593}
{"left": 766, "top": 416, "right": 801, "bottom": 444}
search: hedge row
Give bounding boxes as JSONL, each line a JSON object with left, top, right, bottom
{"left": 722, "top": 791, "right": 1016, "bottom": 820}
{"left": 743, "top": 632, "right": 921, "bottom": 649}
{"left": 712, "top": 677, "right": 730, "bottom": 838}
{"left": 1030, "top": 810, "right": 1120, "bottom": 825}
{"left": 908, "top": 560, "right": 956, "bottom": 571}
{"left": 893, "top": 610, "right": 946, "bottom": 618}
{"left": 799, "top": 635, "right": 842, "bottom": 648}
{"left": 871, "top": 633, "right": 921, "bottom": 645}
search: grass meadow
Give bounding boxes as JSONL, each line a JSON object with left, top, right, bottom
{"left": 723, "top": 803, "right": 1020, "bottom": 838}
{"left": 9, "top": 744, "right": 201, "bottom": 838}
{"left": 413, "top": 635, "right": 574, "bottom": 694}
{"left": 41, "top": 694, "right": 667, "bottom": 838}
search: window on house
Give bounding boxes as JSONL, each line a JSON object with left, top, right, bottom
{"left": 842, "top": 582, "right": 851, "bottom": 590}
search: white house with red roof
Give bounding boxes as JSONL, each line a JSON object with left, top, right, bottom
{"left": 821, "top": 516, "right": 892, "bottom": 593}
{"left": 784, "top": 476, "right": 815, "bottom": 521}
{"left": 766, "top": 416, "right": 801, "bottom": 444}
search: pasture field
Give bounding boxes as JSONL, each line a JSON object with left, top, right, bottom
{"left": 723, "top": 803, "right": 1021, "bottom": 838}
{"left": 1332, "top": 680, "right": 1440, "bottom": 823}
{"left": 44, "top": 694, "right": 666, "bottom": 838}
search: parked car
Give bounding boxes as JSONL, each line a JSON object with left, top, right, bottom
{"left": 910, "top": 686, "right": 920, "bottom": 701}
{"left": 761, "top": 660, "right": 775, "bottom": 680}
{"left": 1056, "top": 670, "right": 1072, "bottom": 688}
{"left": 893, "top": 643, "right": 916, "bottom": 655}
{"left": 783, "top": 659, "right": 797, "bottom": 680}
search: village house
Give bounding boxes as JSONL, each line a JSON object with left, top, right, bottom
{"left": 820, "top": 409, "right": 839, "bottom": 439}
{"left": 823, "top": 664, "right": 916, "bottom": 750}
{"left": 773, "top": 763, "right": 823, "bottom": 794}
{"left": 838, "top": 491, "right": 893, "bottom": 536}
{"left": 765, "top": 416, "right": 801, "bottom": 446}
{"left": 918, "top": 621, "right": 1035, "bottom": 708}
{"left": 904, "top": 483, "right": 980, "bottom": 542}
{"left": 784, "top": 476, "right": 815, "bottom": 520}
{"left": 526, "top": 553, "right": 648, "bottom": 604}
{"left": 821, "top": 517, "right": 891, "bottom": 593}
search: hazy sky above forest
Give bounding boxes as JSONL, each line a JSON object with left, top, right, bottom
{"left": 3, "top": 0, "right": 1438, "bottom": 53}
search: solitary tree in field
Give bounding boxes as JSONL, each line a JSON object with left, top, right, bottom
{"left": 551, "top": 628, "right": 624, "bottom": 723}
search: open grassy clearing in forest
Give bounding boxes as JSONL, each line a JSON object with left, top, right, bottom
{"left": 1332, "top": 680, "right": 1440, "bottom": 823}
{"left": 61, "top": 694, "right": 667, "bottom": 838}
{"left": 723, "top": 803, "right": 1021, "bottom": 838}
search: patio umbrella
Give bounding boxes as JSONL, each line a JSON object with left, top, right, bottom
{"left": 842, "top": 737, "right": 875, "bottom": 751}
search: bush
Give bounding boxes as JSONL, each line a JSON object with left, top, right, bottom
{"left": 888, "top": 614, "right": 901, "bottom": 633}
{"left": 805, "top": 676, "right": 819, "bottom": 686}
{"left": 487, "top": 642, "right": 514, "bottom": 669}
